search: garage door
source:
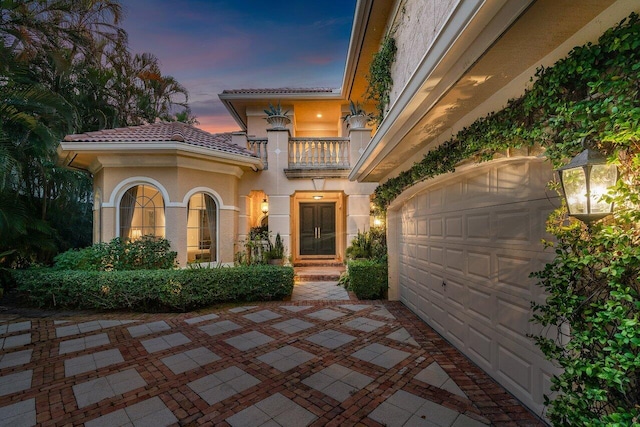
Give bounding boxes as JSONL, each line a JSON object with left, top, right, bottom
{"left": 393, "top": 157, "right": 561, "bottom": 416}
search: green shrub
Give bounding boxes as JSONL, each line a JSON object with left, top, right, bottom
{"left": 345, "top": 228, "right": 387, "bottom": 261}
{"left": 12, "top": 265, "right": 294, "bottom": 312}
{"left": 348, "top": 259, "right": 387, "bottom": 300}
{"left": 53, "top": 236, "right": 177, "bottom": 271}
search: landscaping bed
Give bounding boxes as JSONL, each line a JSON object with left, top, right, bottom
{"left": 12, "top": 266, "right": 294, "bottom": 312}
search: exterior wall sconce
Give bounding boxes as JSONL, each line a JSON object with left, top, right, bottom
{"left": 373, "top": 217, "right": 384, "bottom": 227}
{"left": 556, "top": 145, "right": 618, "bottom": 224}
{"left": 261, "top": 198, "right": 269, "bottom": 214}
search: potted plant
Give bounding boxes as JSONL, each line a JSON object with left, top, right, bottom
{"left": 341, "top": 101, "right": 373, "bottom": 129}
{"left": 264, "top": 101, "right": 291, "bottom": 129}
{"left": 266, "top": 232, "right": 286, "bottom": 265}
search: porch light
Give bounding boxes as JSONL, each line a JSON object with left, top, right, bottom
{"left": 261, "top": 198, "right": 269, "bottom": 214}
{"left": 556, "top": 146, "right": 618, "bottom": 224}
{"left": 313, "top": 195, "right": 323, "bottom": 200}
{"left": 373, "top": 217, "right": 384, "bottom": 227}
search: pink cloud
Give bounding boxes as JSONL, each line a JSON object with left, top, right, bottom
{"left": 198, "top": 115, "right": 240, "bottom": 134}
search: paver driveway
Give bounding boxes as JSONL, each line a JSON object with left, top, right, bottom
{"left": 0, "top": 283, "right": 544, "bottom": 426}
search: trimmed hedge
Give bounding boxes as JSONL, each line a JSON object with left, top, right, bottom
{"left": 348, "top": 259, "right": 388, "bottom": 300}
{"left": 12, "top": 266, "right": 294, "bottom": 312}
{"left": 53, "top": 236, "right": 177, "bottom": 271}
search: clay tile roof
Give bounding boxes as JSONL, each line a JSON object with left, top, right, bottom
{"left": 63, "top": 122, "right": 256, "bottom": 158}
{"left": 221, "top": 87, "right": 336, "bottom": 95}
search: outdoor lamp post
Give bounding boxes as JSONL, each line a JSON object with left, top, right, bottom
{"left": 556, "top": 146, "right": 618, "bottom": 224}
{"left": 261, "top": 198, "right": 269, "bottom": 215}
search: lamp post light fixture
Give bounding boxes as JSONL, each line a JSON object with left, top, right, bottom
{"left": 261, "top": 198, "right": 269, "bottom": 215}
{"left": 556, "top": 146, "right": 618, "bottom": 224}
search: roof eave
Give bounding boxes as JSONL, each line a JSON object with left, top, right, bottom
{"left": 349, "top": 0, "right": 534, "bottom": 182}
{"left": 340, "top": 0, "right": 373, "bottom": 100}
{"left": 219, "top": 90, "right": 344, "bottom": 131}
{"left": 59, "top": 140, "right": 263, "bottom": 172}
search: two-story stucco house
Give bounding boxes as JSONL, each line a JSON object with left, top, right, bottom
{"left": 57, "top": 88, "right": 378, "bottom": 268}
{"left": 58, "top": 0, "right": 639, "bottom": 418}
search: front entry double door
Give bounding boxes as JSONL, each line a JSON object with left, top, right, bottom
{"left": 300, "top": 202, "right": 335, "bottom": 256}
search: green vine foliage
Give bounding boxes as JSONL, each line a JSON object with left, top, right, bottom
{"left": 366, "top": 34, "right": 397, "bottom": 125}
{"left": 372, "top": 13, "right": 640, "bottom": 211}
{"left": 531, "top": 156, "right": 639, "bottom": 425}
{"left": 370, "top": 13, "right": 640, "bottom": 425}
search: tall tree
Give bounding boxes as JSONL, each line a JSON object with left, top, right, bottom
{"left": 0, "top": 0, "right": 195, "bottom": 265}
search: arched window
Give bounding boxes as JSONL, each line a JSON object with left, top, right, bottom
{"left": 119, "top": 184, "right": 165, "bottom": 239}
{"left": 187, "top": 193, "right": 217, "bottom": 263}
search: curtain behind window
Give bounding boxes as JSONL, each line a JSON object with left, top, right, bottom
{"left": 204, "top": 195, "right": 217, "bottom": 261}
{"left": 120, "top": 186, "right": 138, "bottom": 239}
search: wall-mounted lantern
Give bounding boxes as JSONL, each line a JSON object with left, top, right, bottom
{"left": 556, "top": 146, "right": 618, "bottom": 224}
{"left": 261, "top": 198, "right": 269, "bottom": 215}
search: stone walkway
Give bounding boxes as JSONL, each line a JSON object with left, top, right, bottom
{"left": 0, "top": 282, "right": 544, "bottom": 426}
{"left": 291, "top": 281, "right": 350, "bottom": 301}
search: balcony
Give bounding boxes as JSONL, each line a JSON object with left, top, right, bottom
{"left": 247, "top": 137, "right": 268, "bottom": 168}
{"left": 246, "top": 135, "right": 359, "bottom": 178}
{"left": 285, "top": 137, "right": 350, "bottom": 179}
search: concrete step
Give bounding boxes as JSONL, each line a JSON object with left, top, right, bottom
{"left": 293, "top": 260, "right": 344, "bottom": 268}
{"left": 294, "top": 266, "right": 345, "bottom": 282}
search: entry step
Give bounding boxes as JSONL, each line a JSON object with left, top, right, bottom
{"left": 294, "top": 266, "right": 345, "bottom": 282}
{"left": 293, "top": 260, "right": 344, "bottom": 268}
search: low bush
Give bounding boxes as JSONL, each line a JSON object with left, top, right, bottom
{"left": 53, "top": 236, "right": 177, "bottom": 271}
{"left": 12, "top": 265, "right": 294, "bottom": 312}
{"left": 348, "top": 259, "right": 387, "bottom": 299}
{"left": 345, "top": 228, "right": 387, "bottom": 262}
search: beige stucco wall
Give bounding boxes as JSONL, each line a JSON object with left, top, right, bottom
{"left": 236, "top": 128, "right": 378, "bottom": 262}
{"left": 387, "top": 0, "right": 459, "bottom": 110}
{"left": 96, "top": 155, "right": 243, "bottom": 266}
{"left": 246, "top": 105, "right": 294, "bottom": 137}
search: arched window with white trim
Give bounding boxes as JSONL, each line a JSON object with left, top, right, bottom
{"left": 187, "top": 193, "right": 217, "bottom": 263}
{"left": 119, "top": 184, "right": 165, "bottom": 239}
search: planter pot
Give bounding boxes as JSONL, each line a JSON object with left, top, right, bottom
{"left": 266, "top": 115, "right": 291, "bottom": 130}
{"left": 268, "top": 258, "right": 284, "bottom": 266}
{"left": 346, "top": 114, "right": 370, "bottom": 129}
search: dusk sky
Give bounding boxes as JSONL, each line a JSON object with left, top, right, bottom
{"left": 121, "top": 0, "right": 357, "bottom": 133}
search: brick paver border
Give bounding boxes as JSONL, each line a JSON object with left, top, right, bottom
{"left": 0, "top": 300, "right": 545, "bottom": 426}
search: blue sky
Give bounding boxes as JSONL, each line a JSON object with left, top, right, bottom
{"left": 121, "top": 0, "right": 357, "bottom": 132}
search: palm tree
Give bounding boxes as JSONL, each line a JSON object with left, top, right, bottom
{"left": 1, "top": 0, "right": 195, "bottom": 264}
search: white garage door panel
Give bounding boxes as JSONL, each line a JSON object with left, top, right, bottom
{"left": 394, "top": 158, "right": 560, "bottom": 416}
{"left": 429, "top": 246, "right": 444, "bottom": 266}
{"left": 498, "top": 344, "right": 533, "bottom": 393}
{"left": 467, "top": 284, "right": 493, "bottom": 324}
{"left": 444, "top": 247, "right": 464, "bottom": 273}
{"left": 496, "top": 253, "right": 537, "bottom": 299}
{"left": 445, "top": 216, "right": 464, "bottom": 238}
{"left": 496, "top": 296, "right": 533, "bottom": 346}
{"left": 445, "top": 279, "right": 466, "bottom": 310}
{"left": 495, "top": 210, "right": 532, "bottom": 242}
{"left": 468, "top": 323, "right": 493, "bottom": 366}
{"left": 447, "top": 314, "right": 467, "bottom": 349}
{"left": 467, "top": 213, "right": 491, "bottom": 239}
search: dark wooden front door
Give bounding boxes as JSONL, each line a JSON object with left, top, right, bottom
{"left": 300, "top": 203, "right": 335, "bottom": 256}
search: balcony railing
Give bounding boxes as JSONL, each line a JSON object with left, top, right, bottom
{"left": 288, "top": 137, "right": 349, "bottom": 169}
{"left": 247, "top": 137, "right": 268, "bottom": 169}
